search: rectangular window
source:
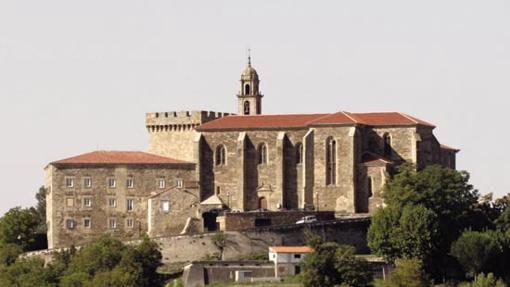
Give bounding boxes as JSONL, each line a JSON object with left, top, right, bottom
{"left": 126, "top": 199, "right": 134, "bottom": 211}
{"left": 83, "top": 197, "right": 92, "bottom": 207}
{"left": 83, "top": 218, "right": 91, "bottom": 228}
{"left": 126, "top": 178, "right": 134, "bottom": 188}
{"left": 108, "top": 178, "right": 116, "bottom": 188}
{"left": 160, "top": 200, "right": 170, "bottom": 212}
{"left": 158, "top": 179, "right": 166, "bottom": 189}
{"left": 108, "top": 218, "right": 117, "bottom": 229}
{"left": 176, "top": 179, "right": 184, "bottom": 189}
{"left": 65, "top": 177, "right": 74, "bottom": 188}
{"left": 66, "top": 219, "right": 75, "bottom": 229}
{"left": 83, "top": 177, "right": 92, "bottom": 188}
{"left": 294, "top": 254, "right": 302, "bottom": 259}
{"left": 108, "top": 198, "right": 117, "bottom": 208}
{"left": 66, "top": 198, "right": 74, "bottom": 207}
{"left": 126, "top": 218, "right": 134, "bottom": 228}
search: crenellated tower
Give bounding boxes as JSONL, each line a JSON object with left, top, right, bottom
{"left": 237, "top": 54, "right": 263, "bottom": 115}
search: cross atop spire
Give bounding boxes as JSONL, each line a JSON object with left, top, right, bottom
{"left": 247, "top": 48, "right": 252, "bottom": 66}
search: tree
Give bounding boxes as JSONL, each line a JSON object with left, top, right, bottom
{"left": 459, "top": 273, "right": 507, "bottom": 287}
{"left": 0, "top": 243, "right": 22, "bottom": 266}
{"left": 34, "top": 186, "right": 47, "bottom": 233}
{"left": 378, "top": 258, "right": 430, "bottom": 287}
{"left": 495, "top": 206, "right": 510, "bottom": 232}
{"left": 61, "top": 237, "right": 163, "bottom": 287}
{"left": 368, "top": 164, "right": 486, "bottom": 279}
{"left": 368, "top": 205, "right": 438, "bottom": 262}
{"left": 300, "top": 242, "right": 372, "bottom": 287}
{"left": 0, "top": 207, "right": 42, "bottom": 251}
{"left": 450, "top": 230, "right": 510, "bottom": 279}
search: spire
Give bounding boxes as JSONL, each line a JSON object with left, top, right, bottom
{"left": 247, "top": 48, "right": 252, "bottom": 66}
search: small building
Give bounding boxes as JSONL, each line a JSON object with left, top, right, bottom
{"left": 268, "top": 246, "right": 313, "bottom": 278}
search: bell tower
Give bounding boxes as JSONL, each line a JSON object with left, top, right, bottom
{"left": 237, "top": 53, "right": 263, "bottom": 115}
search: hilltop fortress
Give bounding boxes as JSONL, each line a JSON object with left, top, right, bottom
{"left": 45, "top": 58, "right": 458, "bottom": 249}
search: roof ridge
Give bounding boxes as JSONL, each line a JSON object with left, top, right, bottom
{"left": 397, "top": 112, "right": 419, "bottom": 125}
{"left": 342, "top": 111, "right": 361, "bottom": 124}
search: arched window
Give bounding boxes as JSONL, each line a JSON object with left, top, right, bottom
{"left": 367, "top": 176, "right": 373, "bottom": 198}
{"left": 326, "top": 137, "right": 336, "bottom": 185}
{"left": 383, "top": 133, "right": 391, "bottom": 157}
{"left": 258, "top": 143, "right": 268, "bottom": 165}
{"left": 244, "top": 83, "right": 251, "bottom": 95}
{"left": 296, "top": 142, "right": 303, "bottom": 164}
{"left": 244, "top": 101, "right": 250, "bottom": 115}
{"left": 215, "top": 145, "right": 226, "bottom": 166}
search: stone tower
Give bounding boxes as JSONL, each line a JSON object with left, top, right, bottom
{"left": 237, "top": 55, "right": 263, "bottom": 115}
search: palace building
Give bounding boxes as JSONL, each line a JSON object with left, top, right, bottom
{"left": 45, "top": 58, "right": 458, "bottom": 248}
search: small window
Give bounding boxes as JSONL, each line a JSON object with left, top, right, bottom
{"left": 126, "top": 199, "right": 134, "bottom": 212}
{"left": 126, "top": 178, "right": 134, "bottom": 188}
{"left": 65, "top": 177, "right": 74, "bottom": 188}
{"left": 66, "top": 198, "right": 74, "bottom": 207}
{"left": 244, "top": 101, "right": 250, "bottom": 115}
{"left": 158, "top": 179, "right": 166, "bottom": 189}
{"left": 126, "top": 218, "right": 134, "bottom": 228}
{"left": 294, "top": 254, "right": 302, "bottom": 259}
{"left": 367, "top": 176, "right": 373, "bottom": 198}
{"left": 176, "top": 179, "right": 184, "bottom": 189}
{"left": 216, "top": 186, "right": 221, "bottom": 195}
{"left": 160, "top": 200, "right": 170, "bottom": 212}
{"left": 66, "top": 219, "right": 76, "bottom": 229}
{"left": 257, "top": 143, "right": 268, "bottom": 165}
{"left": 108, "top": 198, "right": 117, "bottom": 208}
{"left": 83, "top": 218, "right": 91, "bottom": 228}
{"left": 83, "top": 197, "right": 92, "bottom": 207}
{"left": 108, "top": 178, "right": 116, "bottom": 188}
{"left": 83, "top": 177, "right": 92, "bottom": 188}
{"left": 108, "top": 218, "right": 117, "bottom": 229}
{"left": 215, "top": 145, "right": 226, "bottom": 166}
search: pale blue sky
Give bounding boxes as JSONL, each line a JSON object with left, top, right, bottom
{"left": 0, "top": 0, "right": 509, "bottom": 215}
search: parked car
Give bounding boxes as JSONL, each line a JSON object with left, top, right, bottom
{"left": 296, "top": 215, "right": 318, "bottom": 224}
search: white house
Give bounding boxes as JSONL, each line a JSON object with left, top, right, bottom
{"left": 268, "top": 246, "right": 313, "bottom": 278}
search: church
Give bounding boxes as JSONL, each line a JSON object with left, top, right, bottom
{"left": 45, "top": 58, "right": 458, "bottom": 248}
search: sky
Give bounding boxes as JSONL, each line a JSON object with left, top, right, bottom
{"left": 0, "top": 0, "right": 509, "bottom": 215}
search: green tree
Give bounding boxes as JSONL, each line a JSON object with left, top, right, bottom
{"left": 368, "top": 164, "right": 486, "bottom": 279}
{"left": 369, "top": 205, "right": 438, "bottom": 262}
{"left": 459, "top": 273, "right": 507, "bottom": 287}
{"left": 379, "top": 258, "right": 430, "bottom": 287}
{"left": 450, "top": 230, "right": 510, "bottom": 278}
{"left": 34, "top": 186, "right": 47, "bottom": 233}
{"left": 0, "top": 207, "right": 42, "bottom": 251}
{"left": 0, "top": 257, "right": 57, "bottom": 287}
{"left": 495, "top": 206, "right": 510, "bottom": 232}
{"left": 300, "top": 242, "right": 372, "bottom": 287}
{"left": 0, "top": 243, "right": 22, "bottom": 266}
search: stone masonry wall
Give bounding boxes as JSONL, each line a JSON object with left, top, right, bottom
{"left": 47, "top": 163, "right": 195, "bottom": 249}
{"left": 146, "top": 111, "right": 230, "bottom": 162}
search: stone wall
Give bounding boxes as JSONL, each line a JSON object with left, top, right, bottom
{"left": 146, "top": 111, "right": 230, "bottom": 162}
{"left": 218, "top": 211, "right": 335, "bottom": 231}
{"left": 46, "top": 163, "right": 195, "bottom": 249}
{"left": 147, "top": 186, "right": 201, "bottom": 237}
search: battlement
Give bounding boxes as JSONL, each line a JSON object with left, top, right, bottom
{"left": 145, "top": 110, "right": 232, "bottom": 132}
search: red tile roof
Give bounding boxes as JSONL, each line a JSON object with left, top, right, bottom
{"left": 269, "top": 246, "right": 313, "bottom": 253}
{"left": 196, "top": 112, "right": 435, "bottom": 131}
{"left": 51, "top": 151, "right": 191, "bottom": 166}
{"left": 361, "top": 152, "right": 393, "bottom": 166}
{"left": 440, "top": 144, "right": 460, "bottom": 152}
